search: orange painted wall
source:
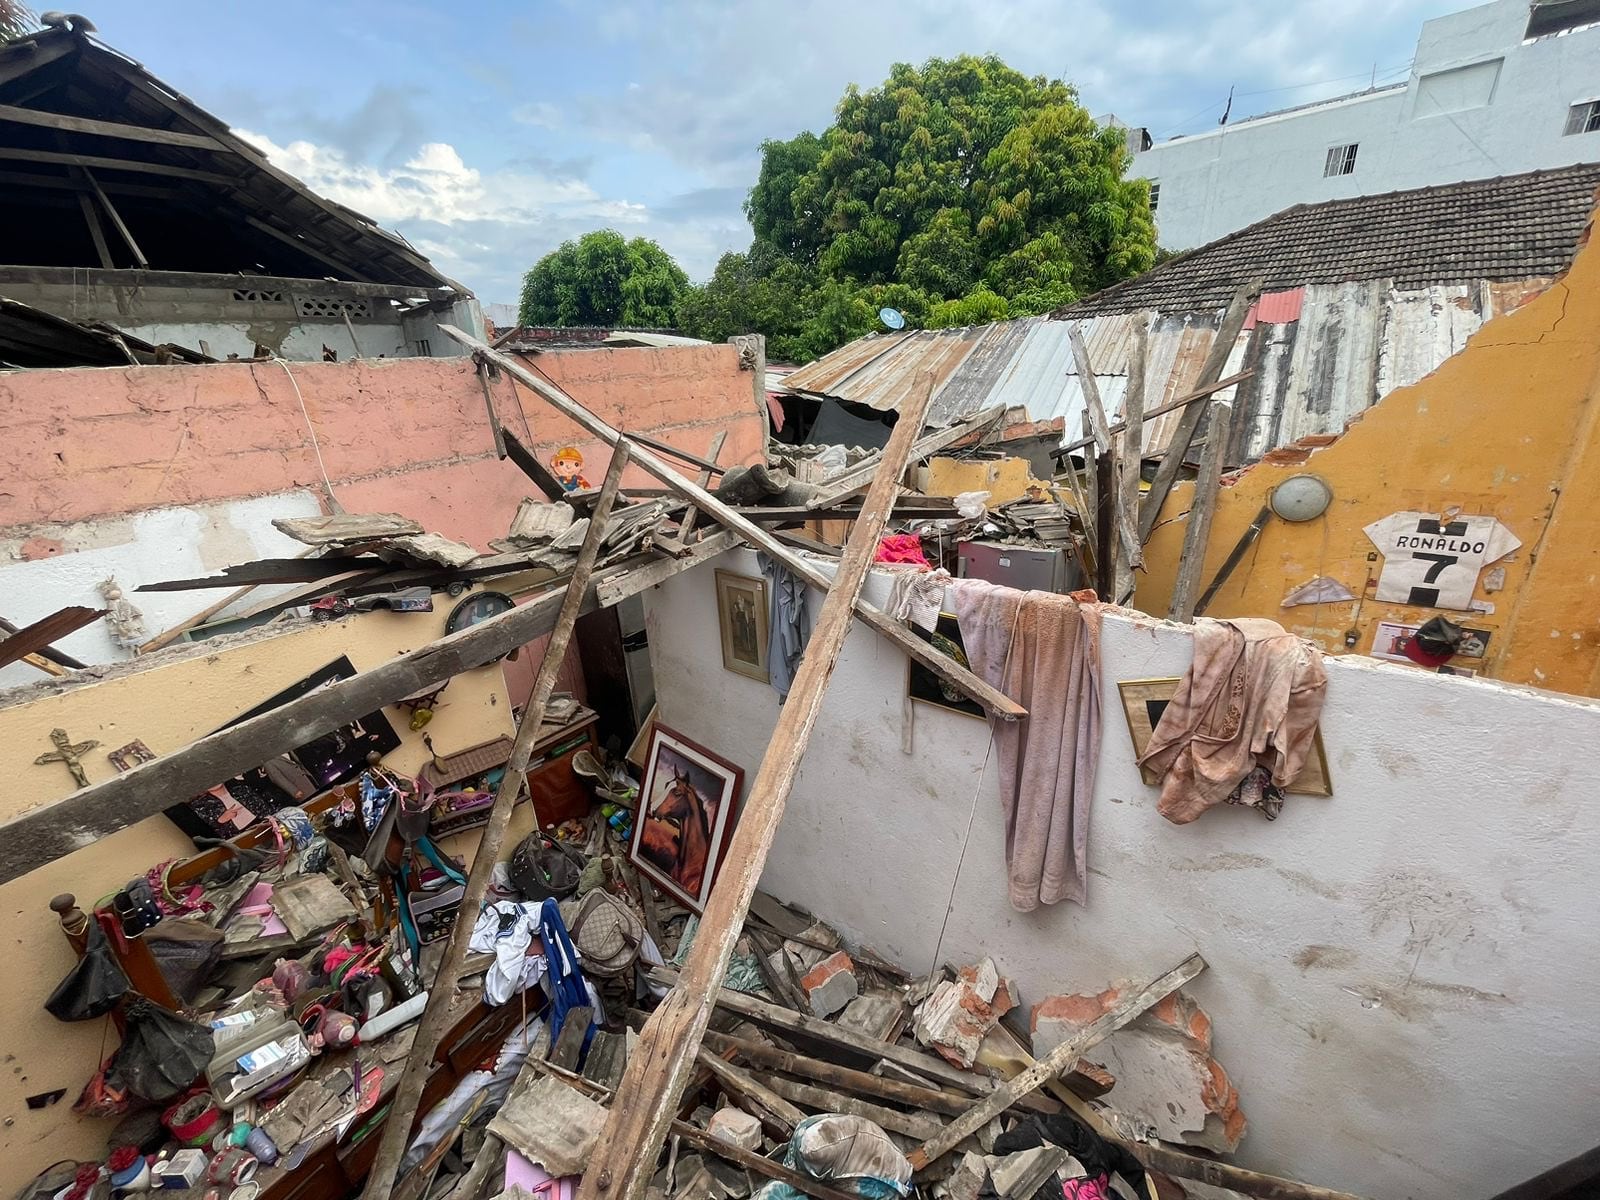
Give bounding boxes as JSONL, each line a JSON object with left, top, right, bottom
{"left": 0, "top": 345, "right": 765, "bottom": 549}
{"left": 1138, "top": 213, "right": 1600, "bottom": 696}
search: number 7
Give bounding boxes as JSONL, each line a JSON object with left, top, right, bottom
{"left": 1413, "top": 552, "right": 1458, "bottom": 582}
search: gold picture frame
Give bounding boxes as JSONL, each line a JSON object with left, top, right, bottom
{"left": 715, "top": 569, "right": 770, "bottom": 684}
{"left": 1117, "top": 677, "right": 1332, "bottom": 795}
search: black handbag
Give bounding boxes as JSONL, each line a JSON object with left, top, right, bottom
{"left": 44, "top": 921, "right": 130, "bottom": 1022}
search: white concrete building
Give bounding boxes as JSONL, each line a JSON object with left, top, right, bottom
{"left": 1135, "top": 0, "right": 1600, "bottom": 249}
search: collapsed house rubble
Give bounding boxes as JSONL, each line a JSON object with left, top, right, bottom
{"left": 3, "top": 25, "right": 1600, "bottom": 1200}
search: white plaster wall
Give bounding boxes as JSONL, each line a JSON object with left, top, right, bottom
{"left": 116, "top": 319, "right": 417, "bottom": 361}
{"left": 644, "top": 548, "right": 1600, "bottom": 1200}
{"left": 1136, "top": 0, "right": 1600, "bottom": 248}
{"left": 0, "top": 491, "right": 321, "bottom": 690}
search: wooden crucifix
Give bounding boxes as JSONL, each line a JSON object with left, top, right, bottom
{"left": 35, "top": 728, "right": 100, "bottom": 789}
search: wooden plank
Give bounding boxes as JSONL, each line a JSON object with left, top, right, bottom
{"left": 1051, "top": 370, "right": 1256, "bottom": 459}
{"left": 0, "top": 539, "right": 712, "bottom": 886}
{"left": 0, "top": 616, "right": 87, "bottom": 670}
{"left": 0, "top": 145, "right": 237, "bottom": 185}
{"left": 1066, "top": 328, "right": 1115, "bottom": 454}
{"left": 695, "top": 1048, "right": 805, "bottom": 1135}
{"left": 243, "top": 214, "right": 370, "bottom": 282}
{"left": 502, "top": 428, "right": 568, "bottom": 503}
{"left": 476, "top": 360, "right": 508, "bottom": 459}
{"left": 357, "top": 445, "right": 632, "bottom": 1200}
{"left": 805, "top": 404, "right": 1007, "bottom": 510}
{"left": 906, "top": 954, "right": 1206, "bottom": 1169}
{"left": 734, "top": 500, "right": 956, "bottom": 521}
{"left": 0, "top": 606, "right": 104, "bottom": 670}
{"left": 702, "top": 1030, "right": 971, "bottom": 1117}
{"left": 136, "top": 556, "right": 390, "bottom": 592}
{"left": 440, "top": 326, "right": 1025, "bottom": 722}
{"left": 627, "top": 430, "right": 730, "bottom": 476}
{"left": 549, "top": 1006, "right": 596, "bottom": 1072}
{"left": 675, "top": 429, "right": 728, "bottom": 543}
{"left": 1138, "top": 279, "right": 1262, "bottom": 542}
{"left": 1195, "top": 503, "right": 1273, "bottom": 617}
{"left": 82, "top": 168, "right": 148, "bottom": 267}
{"left": 75, "top": 188, "right": 114, "bottom": 269}
{"left": 1068, "top": 325, "right": 1132, "bottom": 603}
{"left": 1112, "top": 314, "right": 1150, "bottom": 605}
{"left": 648, "top": 965, "right": 992, "bottom": 1096}
{"left": 221, "top": 568, "right": 385, "bottom": 623}
{"left": 751, "top": 1071, "right": 945, "bottom": 1140}
{"left": 0, "top": 102, "right": 226, "bottom": 149}
{"left": 1168, "top": 396, "right": 1238, "bottom": 623}
{"left": 1129, "top": 1143, "right": 1371, "bottom": 1200}
{"left": 671, "top": 1121, "right": 862, "bottom": 1200}
{"left": 0, "top": 37, "right": 77, "bottom": 88}
{"left": 577, "top": 375, "right": 940, "bottom": 1200}
{"left": 592, "top": 530, "right": 738, "bottom": 607}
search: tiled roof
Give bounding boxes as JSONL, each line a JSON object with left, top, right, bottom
{"left": 1060, "top": 163, "right": 1600, "bottom": 317}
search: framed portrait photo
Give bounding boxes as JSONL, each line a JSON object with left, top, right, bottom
{"left": 715, "top": 569, "right": 770, "bottom": 684}
{"left": 627, "top": 724, "right": 744, "bottom": 913}
{"left": 1117, "top": 676, "right": 1332, "bottom": 796}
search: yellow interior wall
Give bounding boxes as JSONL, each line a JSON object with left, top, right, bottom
{"left": 0, "top": 608, "right": 517, "bottom": 1190}
{"left": 1137, "top": 219, "right": 1600, "bottom": 696}
{"left": 924, "top": 456, "right": 1048, "bottom": 506}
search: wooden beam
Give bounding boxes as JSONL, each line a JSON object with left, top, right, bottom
{"left": 0, "top": 539, "right": 721, "bottom": 886}
{"left": 627, "top": 430, "right": 731, "bottom": 477}
{"left": 137, "top": 548, "right": 318, "bottom": 653}
{"left": 476, "top": 360, "right": 508, "bottom": 459}
{"left": 1168, "top": 395, "right": 1238, "bottom": 623}
{"left": 242, "top": 214, "right": 374, "bottom": 283}
{"left": 695, "top": 1048, "right": 805, "bottom": 1135}
{"left": 82, "top": 167, "right": 148, "bottom": 268}
{"left": 670, "top": 1122, "right": 862, "bottom": 1200}
{"left": 805, "top": 404, "right": 1006, "bottom": 510}
{"left": 1138, "top": 279, "right": 1262, "bottom": 541}
{"left": 136, "top": 557, "right": 389, "bottom": 591}
{"left": 502, "top": 427, "right": 567, "bottom": 504}
{"left": 906, "top": 954, "right": 1207, "bottom": 1169}
{"left": 1112, "top": 314, "right": 1150, "bottom": 604}
{"left": 1067, "top": 325, "right": 1128, "bottom": 602}
{"left": 674, "top": 429, "right": 728, "bottom": 543}
{"left": 578, "top": 375, "right": 940, "bottom": 1200}
{"left": 751, "top": 1071, "right": 945, "bottom": 1141}
{"left": 0, "top": 616, "right": 87, "bottom": 669}
{"left": 1195, "top": 503, "right": 1273, "bottom": 617}
{"left": 0, "top": 606, "right": 104, "bottom": 671}
{"left": 74, "top": 186, "right": 114, "bottom": 268}
{"left": 0, "top": 37, "right": 78, "bottom": 88}
{"left": 0, "top": 145, "right": 237, "bottom": 185}
{"left": 440, "top": 326, "right": 1025, "bottom": 721}
{"left": 645, "top": 965, "right": 992, "bottom": 1096}
{"left": 0, "top": 102, "right": 226, "bottom": 150}
{"left": 0, "top": 265, "right": 456, "bottom": 302}
{"left": 732, "top": 501, "right": 955, "bottom": 522}
{"left": 358, "top": 444, "right": 632, "bottom": 1200}
{"left": 1051, "top": 370, "right": 1255, "bottom": 460}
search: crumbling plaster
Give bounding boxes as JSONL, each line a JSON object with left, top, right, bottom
{"left": 645, "top": 549, "right": 1600, "bottom": 1199}
{"left": 1137, "top": 210, "right": 1600, "bottom": 696}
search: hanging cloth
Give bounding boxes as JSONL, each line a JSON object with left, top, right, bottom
{"left": 757, "top": 553, "right": 814, "bottom": 701}
{"left": 949, "top": 580, "right": 1102, "bottom": 911}
{"left": 1138, "top": 618, "right": 1326, "bottom": 825}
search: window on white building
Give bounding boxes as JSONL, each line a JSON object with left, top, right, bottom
{"left": 1565, "top": 100, "right": 1600, "bottom": 135}
{"left": 1324, "top": 144, "right": 1359, "bottom": 177}
{"left": 1148, "top": 182, "right": 1160, "bottom": 213}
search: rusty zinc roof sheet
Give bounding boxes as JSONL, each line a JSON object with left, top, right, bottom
{"left": 780, "top": 326, "right": 988, "bottom": 420}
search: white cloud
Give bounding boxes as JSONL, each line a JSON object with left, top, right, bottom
{"left": 237, "top": 129, "right": 646, "bottom": 229}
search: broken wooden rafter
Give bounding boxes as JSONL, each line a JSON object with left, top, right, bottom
{"left": 579, "top": 374, "right": 940, "bottom": 1200}
{"left": 1168, "top": 393, "right": 1239, "bottom": 623}
{"left": 135, "top": 557, "right": 391, "bottom": 591}
{"left": 358, "top": 444, "right": 632, "bottom": 1200}
{"left": 1051, "top": 370, "right": 1257, "bottom": 461}
{"left": 0, "top": 534, "right": 732, "bottom": 886}
{"left": 440, "top": 326, "right": 1024, "bottom": 722}
{"left": 0, "top": 607, "right": 104, "bottom": 671}
{"left": 1137, "top": 279, "right": 1263, "bottom": 542}
{"left": 1112, "top": 315, "right": 1151, "bottom": 604}
{"left": 0, "top": 615, "right": 88, "bottom": 670}
{"left": 0, "top": 101, "right": 226, "bottom": 150}
{"left": 906, "top": 953, "right": 1207, "bottom": 1169}
{"left": 502, "top": 427, "right": 569, "bottom": 504}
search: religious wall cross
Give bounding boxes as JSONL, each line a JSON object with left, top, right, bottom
{"left": 35, "top": 727, "right": 100, "bottom": 789}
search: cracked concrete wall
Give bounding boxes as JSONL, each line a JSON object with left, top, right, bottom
{"left": 645, "top": 552, "right": 1600, "bottom": 1198}
{"left": 1138, "top": 210, "right": 1600, "bottom": 695}
{"left": 0, "top": 346, "right": 764, "bottom": 679}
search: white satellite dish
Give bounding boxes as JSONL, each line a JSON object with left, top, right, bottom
{"left": 879, "top": 306, "right": 906, "bottom": 330}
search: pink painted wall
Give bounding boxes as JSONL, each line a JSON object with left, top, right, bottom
{"left": 0, "top": 345, "right": 764, "bottom": 547}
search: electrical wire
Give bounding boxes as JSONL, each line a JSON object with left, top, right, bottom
{"left": 274, "top": 356, "right": 338, "bottom": 506}
{"left": 927, "top": 730, "right": 995, "bottom": 976}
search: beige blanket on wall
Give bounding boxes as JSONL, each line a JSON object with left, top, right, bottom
{"left": 949, "top": 580, "right": 1102, "bottom": 911}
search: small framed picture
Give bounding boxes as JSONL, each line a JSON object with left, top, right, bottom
{"left": 715, "top": 569, "right": 770, "bottom": 684}
{"left": 907, "top": 612, "right": 985, "bottom": 719}
{"left": 1117, "top": 677, "right": 1332, "bottom": 795}
{"left": 628, "top": 724, "right": 745, "bottom": 913}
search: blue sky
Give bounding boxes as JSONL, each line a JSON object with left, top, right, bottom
{"left": 84, "top": 0, "right": 1470, "bottom": 304}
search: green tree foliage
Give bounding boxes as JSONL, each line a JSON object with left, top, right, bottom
{"left": 680, "top": 54, "right": 1155, "bottom": 360}
{"left": 518, "top": 230, "right": 689, "bottom": 328}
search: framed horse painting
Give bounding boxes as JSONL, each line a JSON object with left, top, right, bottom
{"left": 628, "top": 723, "right": 745, "bottom": 913}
